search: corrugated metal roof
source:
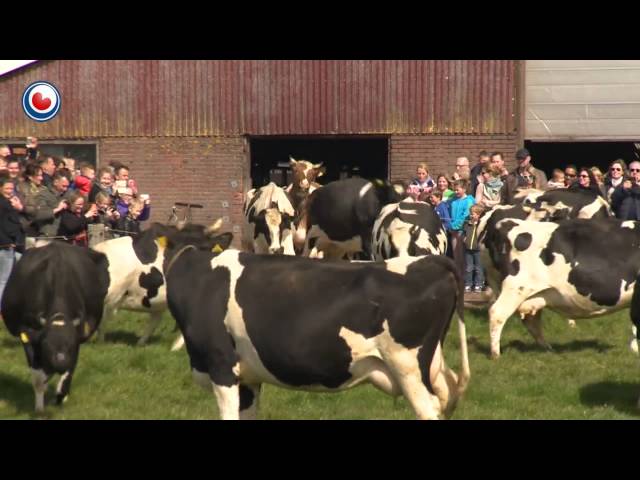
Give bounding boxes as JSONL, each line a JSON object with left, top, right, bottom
{"left": 0, "top": 60, "right": 517, "bottom": 138}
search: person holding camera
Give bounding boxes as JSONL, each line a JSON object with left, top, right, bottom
{"left": 57, "top": 192, "right": 97, "bottom": 247}
{"left": 0, "top": 177, "right": 26, "bottom": 303}
{"left": 406, "top": 163, "right": 435, "bottom": 200}
{"left": 90, "top": 192, "right": 120, "bottom": 230}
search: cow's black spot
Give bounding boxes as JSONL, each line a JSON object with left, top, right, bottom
{"left": 139, "top": 267, "right": 164, "bottom": 309}
{"left": 540, "top": 247, "right": 554, "bottom": 266}
{"left": 132, "top": 229, "right": 159, "bottom": 265}
{"left": 509, "top": 259, "right": 520, "bottom": 276}
{"left": 514, "top": 233, "right": 532, "bottom": 252}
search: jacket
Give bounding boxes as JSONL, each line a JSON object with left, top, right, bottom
{"left": 501, "top": 166, "right": 548, "bottom": 204}
{"left": 611, "top": 183, "right": 640, "bottom": 220}
{"left": 449, "top": 195, "right": 476, "bottom": 231}
{"left": 463, "top": 219, "right": 481, "bottom": 251}
{"left": 0, "top": 196, "right": 25, "bottom": 253}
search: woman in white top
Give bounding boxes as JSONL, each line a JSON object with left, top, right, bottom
{"left": 604, "top": 159, "right": 628, "bottom": 203}
{"left": 475, "top": 164, "right": 504, "bottom": 209}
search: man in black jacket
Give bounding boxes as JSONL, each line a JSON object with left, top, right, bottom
{"left": 611, "top": 161, "right": 640, "bottom": 220}
{"left": 0, "top": 177, "right": 25, "bottom": 303}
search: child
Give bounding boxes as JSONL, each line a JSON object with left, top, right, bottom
{"left": 428, "top": 190, "right": 452, "bottom": 231}
{"left": 547, "top": 169, "right": 566, "bottom": 189}
{"left": 91, "top": 191, "right": 120, "bottom": 230}
{"left": 463, "top": 204, "right": 485, "bottom": 293}
{"left": 115, "top": 196, "right": 150, "bottom": 237}
{"left": 73, "top": 162, "right": 96, "bottom": 197}
{"left": 449, "top": 179, "right": 476, "bottom": 270}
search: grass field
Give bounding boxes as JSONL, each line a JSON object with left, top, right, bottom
{"left": 1, "top": 307, "right": 638, "bottom": 420}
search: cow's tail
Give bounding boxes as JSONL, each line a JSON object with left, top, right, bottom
{"left": 452, "top": 260, "right": 470, "bottom": 395}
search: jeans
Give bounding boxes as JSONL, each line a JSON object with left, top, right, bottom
{"left": 464, "top": 249, "right": 484, "bottom": 288}
{"left": 0, "top": 249, "right": 16, "bottom": 304}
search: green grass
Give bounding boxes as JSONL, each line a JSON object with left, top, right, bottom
{"left": 1, "top": 308, "right": 638, "bottom": 419}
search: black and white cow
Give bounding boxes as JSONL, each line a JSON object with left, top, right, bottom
{"left": 513, "top": 188, "right": 612, "bottom": 221}
{"left": 285, "top": 156, "right": 324, "bottom": 224}
{"left": 1, "top": 242, "right": 109, "bottom": 412}
{"left": 163, "top": 244, "right": 470, "bottom": 420}
{"left": 92, "top": 220, "right": 233, "bottom": 350}
{"left": 295, "top": 178, "right": 404, "bottom": 260}
{"left": 371, "top": 198, "right": 447, "bottom": 260}
{"left": 243, "top": 182, "right": 296, "bottom": 255}
{"left": 628, "top": 274, "right": 640, "bottom": 407}
{"left": 485, "top": 217, "right": 640, "bottom": 358}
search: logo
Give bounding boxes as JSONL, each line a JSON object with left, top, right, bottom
{"left": 22, "top": 81, "right": 61, "bottom": 122}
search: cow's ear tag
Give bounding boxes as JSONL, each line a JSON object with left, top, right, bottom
{"left": 157, "top": 236, "right": 168, "bottom": 248}
{"left": 374, "top": 179, "right": 384, "bottom": 187}
{"left": 20, "top": 332, "right": 29, "bottom": 344}
{"left": 212, "top": 244, "right": 223, "bottom": 254}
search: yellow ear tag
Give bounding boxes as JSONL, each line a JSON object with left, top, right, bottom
{"left": 84, "top": 323, "right": 91, "bottom": 337}
{"left": 212, "top": 244, "right": 223, "bottom": 254}
{"left": 20, "top": 332, "right": 29, "bottom": 344}
{"left": 157, "top": 236, "right": 168, "bottom": 248}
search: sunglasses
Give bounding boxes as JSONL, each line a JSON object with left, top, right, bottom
{"left": 631, "top": 169, "right": 640, "bottom": 172}
{"left": 610, "top": 167, "right": 622, "bottom": 171}
{"left": 565, "top": 173, "right": 577, "bottom": 178}
{"left": 579, "top": 174, "right": 589, "bottom": 178}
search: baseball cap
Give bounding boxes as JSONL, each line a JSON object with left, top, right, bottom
{"left": 516, "top": 148, "right": 530, "bottom": 160}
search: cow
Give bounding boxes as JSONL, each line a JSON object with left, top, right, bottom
{"left": 371, "top": 197, "right": 447, "bottom": 260}
{"left": 513, "top": 188, "right": 612, "bottom": 221}
{"left": 285, "top": 156, "right": 325, "bottom": 223}
{"left": 629, "top": 278, "right": 640, "bottom": 407}
{"left": 243, "top": 182, "right": 296, "bottom": 255}
{"left": 1, "top": 242, "right": 109, "bottom": 412}
{"left": 295, "top": 178, "right": 404, "bottom": 260}
{"left": 485, "top": 217, "right": 640, "bottom": 358}
{"left": 92, "top": 220, "right": 234, "bottom": 350}
{"left": 161, "top": 242, "right": 470, "bottom": 420}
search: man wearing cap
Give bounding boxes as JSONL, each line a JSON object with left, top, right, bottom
{"left": 501, "top": 148, "right": 548, "bottom": 204}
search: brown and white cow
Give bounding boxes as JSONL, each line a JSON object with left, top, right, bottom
{"left": 243, "top": 182, "right": 296, "bottom": 255}
{"left": 285, "top": 156, "right": 325, "bottom": 225}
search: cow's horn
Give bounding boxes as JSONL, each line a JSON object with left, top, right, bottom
{"left": 289, "top": 156, "right": 297, "bottom": 164}
{"left": 313, "top": 162, "right": 323, "bottom": 169}
{"left": 205, "top": 218, "right": 223, "bottom": 235}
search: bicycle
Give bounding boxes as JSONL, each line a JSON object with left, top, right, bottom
{"left": 166, "top": 202, "right": 204, "bottom": 225}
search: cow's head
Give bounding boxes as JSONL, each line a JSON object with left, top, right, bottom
{"left": 259, "top": 201, "right": 293, "bottom": 254}
{"left": 21, "top": 313, "right": 86, "bottom": 374}
{"left": 158, "top": 220, "right": 234, "bottom": 256}
{"left": 289, "top": 156, "right": 325, "bottom": 191}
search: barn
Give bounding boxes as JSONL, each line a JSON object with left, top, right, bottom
{"left": 0, "top": 60, "right": 522, "bottom": 238}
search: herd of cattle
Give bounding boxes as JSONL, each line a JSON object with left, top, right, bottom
{"left": 1, "top": 156, "right": 639, "bottom": 419}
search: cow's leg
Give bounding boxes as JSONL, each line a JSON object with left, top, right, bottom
{"left": 31, "top": 368, "right": 49, "bottom": 413}
{"left": 350, "top": 357, "right": 401, "bottom": 397}
{"left": 170, "top": 333, "right": 185, "bottom": 352}
{"left": 55, "top": 370, "right": 74, "bottom": 405}
{"left": 383, "top": 349, "right": 442, "bottom": 420}
{"left": 631, "top": 325, "right": 638, "bottom": 354}
{"left": 137, "top": 310, "right": 163, "bottom": 346}
{"left": 489, "top": 283, "right": 538, "bottom": 359}
{"left": 192, "top": 369, "right": 240, "bottom": 420}
{"left": 239, "top": 383, "right": 262, "bottom": 420}
{"left": 522, "top": 312, "right": 552, "bottom": 351}
{"left": 96, "top": 307, "right": 113, "bottom": 342}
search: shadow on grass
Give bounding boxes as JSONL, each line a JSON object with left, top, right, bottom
{"left": 580, "top": 382, "right": 640, "bottom": 417}
{"left": 468, "top": 337, "right": 613, "bottom": 356}
{"left": 0, "top": 371, "right": 37, "bottom": 416}
{"left": 98, "top": 331, "right": 143, "bottom": 347}
{"left": 0, "top": 337, "right": 20, "bottom": 349}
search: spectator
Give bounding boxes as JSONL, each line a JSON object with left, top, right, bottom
{"left": 564, "top": 164, "right": 578, "bottom": 188}
{"left": 63, "top": 157, "right": 76, "bottom": 174}
{"left": 38, "top": 155, "right": 57, "bottom": 189}
{"left": 604, "top": 159, "right": 627, "bottom": 202}
{"left": 547, "top": 169, "right": 566, "bottom": 189}
{"left": 452, "top": 156, "right": 470, "bottom": 182}
{"left": 25, "top": 137, "right": 39, "bottom": 164}
{"left": 115, "top": 188, "right": 150, "bottom": 223}
{"left": 590, "top": 166, "right": 607, "bottom": 197}
{"left": 115, "top": 197, "right": 150, "bottom": 237}
{"left": 0, "top": 144, "right": 11, "bottom": 168}
{"left": 16, "top": 163, "right": 46, "bottom": 248}
{"left": 6, "top": 157, "right": 22, "bottom": 190}
{"left": 469, "top": 151, "right": 491, "bottom": 196}
{"left": 0, "top": 177, "right": 25, "bottom": 302}
{"left": 428, "top": 190, "right": 452, "bottom": 231}
{"left": 490, "top": 152, "right": 510, "bottom": 181}
{"left": 463, "top": 204, "right": 485, "bottom": 293}
{"left": 90, "top": 191, "right": 120, "bottom": 230}
{"left": 115, "top": 164, "right": 138, "bottom": 196}
{"left": 435, "top": 174, "right": 455, "bottom": 200}
{"left": 449, "top": 179, "right": 476, "bottom": 270}
{"left": 407, "top": 163, "right": 435, "bottom": 200}
{"left": 58, "top": 192, "right": 96, "bottom": 246}
{"left": 73, "top": 162, "right": 96, "bottom": 197}
{"left": 54, "top": 157, "right": 67, "bottom": 171}
{"left": 569, "top": 167, "right": 604, "bottom": 198}
{"left": 611, "top": 161, "right": 640, "bottom": 220}
{"left": 33, "top": 172, "right": 71, "bottom": 244}
{"left": 475, "top": 164, "right": 504, "bottom": 209}
{"left": 501, "top": 148, "right": 548, "bottom": 204}
{"left": 89, "top": 167, "right": 116, "bottom": 203}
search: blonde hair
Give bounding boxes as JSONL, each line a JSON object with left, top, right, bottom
{"left": 416, "top": 162, "right": 429, "bottom": 173}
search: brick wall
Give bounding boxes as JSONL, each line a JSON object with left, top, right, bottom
{"left": 99, "top": 136, "right": 248, "bottom": 246}
{"left": 389, "top": 134, "right": 519, "bottom": 184}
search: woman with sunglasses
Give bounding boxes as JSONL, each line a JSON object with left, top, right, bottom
{"left": 611, "top": 160, "right": 640, "bottom": 220}
{"left": 604, "top": 159, "right": 628, "bottom": 203}
{"left": 569, "top": 167, "right": 605, "bottom": 198}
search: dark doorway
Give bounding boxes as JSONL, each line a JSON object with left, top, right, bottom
{"left": 524, "top": 141, "right": 640, "bottom": 178}
{"left": 249, "top": 136, "right": 389, "bottom": 189}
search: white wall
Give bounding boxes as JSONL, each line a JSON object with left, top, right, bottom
{"left": 526, "top": 60, "right": 640, "bottom": 140}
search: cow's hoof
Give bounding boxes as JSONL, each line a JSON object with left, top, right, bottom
{"left": 55, "top": 395, "right": 68, "bottom": 406}
{"left": 568, "top": 320, "right": 577, "bottom": 328}
{"left": 490, "top": 352, "right": 500, "bottom": 360}
{"left": 630, "top": 339, "right": 638, "bottom": 354}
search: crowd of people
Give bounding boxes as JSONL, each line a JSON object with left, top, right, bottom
{"left": 405, "top": 149, "right": 640, "bottom": 293}
{"left": 0, "top": 138, "right": 152, "bottom": 302}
